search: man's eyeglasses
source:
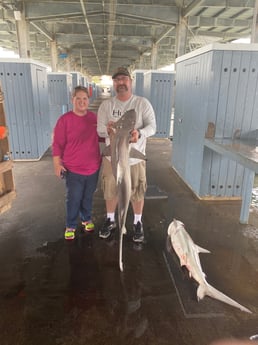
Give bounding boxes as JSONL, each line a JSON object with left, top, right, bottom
{"left": 113, "top": 76, "right": 130, "bottom": 83}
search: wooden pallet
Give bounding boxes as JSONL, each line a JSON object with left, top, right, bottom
{"left": 0, "top": 81, "right": 16, "bottom": 214}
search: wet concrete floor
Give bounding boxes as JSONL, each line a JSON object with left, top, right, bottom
{"left": 0, "top": 138, "right": 258, "bottom": 345}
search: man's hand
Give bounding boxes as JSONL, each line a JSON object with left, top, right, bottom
{"left": 107, "top": 121, "right": 115, "bottom": 135}
{"left": 130, "top": 129, "right": 141, "bottom": 143}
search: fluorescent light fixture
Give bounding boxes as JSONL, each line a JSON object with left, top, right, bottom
{"left": 14, "top": 10, "right": 21, "bottom": 21}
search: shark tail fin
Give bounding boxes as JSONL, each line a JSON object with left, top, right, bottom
{"left": 119, "top": 226, "right": 126, "bottom": 273}
{"left": 122, "top": 225, "right": 127, "bottom": 235}
{"left": 198, "top": 282, "right": 252, "bottom": 313}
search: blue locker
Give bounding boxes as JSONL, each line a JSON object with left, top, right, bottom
{"left": 71, "top": 71, "right": 84, "bottom": 89}
{"left": 47, "top": 72, "right": 73, "bottom": 126}
{"left": 143, "top": 71, "right": 175, "bottom": 138}
{"left": 0, "top": 59, "right": 51, "bottom": 160}
{"left": 132, "top": 70, "right": 146, "bottom": 97}
{"left": 81, "top": 76, "right": 88, "bottom": 88}
{"left": 172, "top": 43, "right": 258, "bottom": 200}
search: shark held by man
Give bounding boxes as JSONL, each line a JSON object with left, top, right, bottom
{"left": 103, "top": 109, "right": 146, "bottom": 271}
{"left": 167, "top": 219, "right": 251, "bottom": 313}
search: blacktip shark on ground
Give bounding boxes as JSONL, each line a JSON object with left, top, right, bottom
{"left": 167, "top": 218, "right": 252, "bottom": 313}
{"left": 102, "top": 109, "right": 146, "bottom": 272}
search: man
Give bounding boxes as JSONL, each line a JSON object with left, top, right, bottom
{"left": 97, "top": 67, "right": 156, "bottom": 243}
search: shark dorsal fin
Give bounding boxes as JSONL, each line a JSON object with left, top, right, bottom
{"left": 130, "top": 147, "right": 146, "bottom": 160}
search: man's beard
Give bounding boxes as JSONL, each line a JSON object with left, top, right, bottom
{"left": 116, "top": 85, "right": 128, "bottom": 92}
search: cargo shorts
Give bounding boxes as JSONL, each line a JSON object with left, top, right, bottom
{"left": 101, "top": 157, "right": 147, "bottom": 202}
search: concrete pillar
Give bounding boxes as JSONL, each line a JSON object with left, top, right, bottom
{"left": 139, "top": 54, "right": 144, "bottom": 69}
{"left": 50, "top": 40, "right": 58, "bottom": 72}
{"left": 80, "top": 49, "right": 83, "bottom": 74}
{"left": 66, "top": 55, "right": 71, "bottom": 72}
{"left": 15, "top": 11, "right": 30, "bottom": 58}
{"left": 151, "top": 43, "right": 158, "bottom": 70}
{"left": 251, "top": 0, "right": 258, "bottom": 43}
{"left": 175, "top": 16, "right": 188, "bottom": 59}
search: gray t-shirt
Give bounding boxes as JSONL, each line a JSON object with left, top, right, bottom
{"left": 97, "top": 94, "right": 156, "bottom": 165}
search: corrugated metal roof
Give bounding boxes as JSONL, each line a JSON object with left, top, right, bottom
{"left": 0, "top": 0, "right": 256, "bottom": 77}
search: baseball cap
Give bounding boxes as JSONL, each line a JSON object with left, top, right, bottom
{"left": 112, "top": 67, "right": 131, "bottom": 79}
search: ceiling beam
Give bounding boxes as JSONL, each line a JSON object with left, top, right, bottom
{"left": 79, "top": 0, "right": 102, "bottom": 74}
{"left": 30, "top": 22, "right": 53, "bottom": 41}
{"left": 183, "top": 0, "right": 206, "bottom": 17}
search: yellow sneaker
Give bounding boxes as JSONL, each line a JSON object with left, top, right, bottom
{"left": 65, "top": 228, "right": 75, "bottom": 240}
{"left": 82, "top": 221, "right": 95, "bottom": 232}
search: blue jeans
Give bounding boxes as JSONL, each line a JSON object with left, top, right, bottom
{"left": 65, "top": 169, "right": 99, "bottom": 229}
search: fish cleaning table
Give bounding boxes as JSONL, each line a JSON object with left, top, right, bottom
{"left": 204, "top": 137, "right": 258, "bottom": 223}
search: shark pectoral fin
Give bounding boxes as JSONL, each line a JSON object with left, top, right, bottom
{"left": 130, "top": 147, "right": 147, "bottom": 160}
{"left": 195, "top": 245, "right": 210, "bottom": 254}
{"left": 102, "top": 145, "right": 111, "bottom": 156}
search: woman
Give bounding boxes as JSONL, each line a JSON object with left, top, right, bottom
{"left": 52, "top": 86, "right": 102, "bottom": 240}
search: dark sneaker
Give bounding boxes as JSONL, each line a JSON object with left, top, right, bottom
{"left": 133, "top": 221, "right": 144, "bottom": 243}
{"left": 99, "top": 218, "right": 116, "bottom": 239}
